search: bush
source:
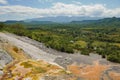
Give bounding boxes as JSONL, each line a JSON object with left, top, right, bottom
{"left": 81, "top": 49, "right": 90, "bottom": 55}
{"left": 107, "top": 53, "right": 120, "bottom": 63}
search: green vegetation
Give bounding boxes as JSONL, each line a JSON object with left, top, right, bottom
{"left": 33, "top": 67, "right": 46, "bottom": 73}
{"left": 21, "top": 62, "right": 33, "bottom": 68}
{"left": 0, "top": 17, "right": 120, "bottom": 63}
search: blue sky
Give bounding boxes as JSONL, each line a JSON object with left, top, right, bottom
{"left": 0, "top": 0, "right": 120, "bottom": 21}
{"left": 4, "top": 0, "right": 120, "bottom": 8}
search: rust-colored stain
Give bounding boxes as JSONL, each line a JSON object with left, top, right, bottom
{"left": 4, "top": 44, "right": 29, "bottom": 60}
{"left": 68, "top": 61, "right": 109, "bottom": 80}
{"left": 12, "top": 63, "right": 31, "bottom": 76}
{"left": 109, "top": 72, "right": 120, "bottom": 80}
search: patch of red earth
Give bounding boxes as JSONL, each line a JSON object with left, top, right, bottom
{"left": 67, "top": 61, "right": 109, "bottom": 80}
{"left": 12, "top": 62, "right": 31, "bottom": 80}
{"left": 108, "top": 72, "right": 120, "bottom": 80}
{"left": 0, "top": 76, "right": 2, "bottom": 80}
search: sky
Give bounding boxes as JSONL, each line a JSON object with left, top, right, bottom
{"left": 0, "top": 0, "right": 120, "bottom": 21}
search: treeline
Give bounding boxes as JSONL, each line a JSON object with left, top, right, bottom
{"left": 0, "top": 22, "right": 120, "bottom": 63}
{"left": 0, "top": 22, "right": 28, "bottom": 36}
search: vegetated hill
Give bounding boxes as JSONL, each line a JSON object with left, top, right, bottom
{"left": 71, "top": 17, "right": 120, "bottom": 24}
{"left": 71, "top": 17, "right": 120, "bottom": 28}
{"left": 71, "top": 20, "right": 97, "bottom": 24}
{"left": 4, "top": 20, "right": 24, "bottom": 24}
{"left": 92, "top": 17, "right": 120, "bottom": 28}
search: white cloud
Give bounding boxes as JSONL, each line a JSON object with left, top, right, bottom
{"left": 0, "top": 0, "right": 8, "bottom": 4}
{"left": 0, "top": 2, "right": 120, "bottom": 20}
{"left": 51, "top": 3, "right": 106, "bottom": 17}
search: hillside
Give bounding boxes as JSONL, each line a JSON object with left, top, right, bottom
{"left": 71, "top": 17, "right": 120, "bottom": 27}
{"left": 0, "top": 17, "right": 120, "bottom": 80}
{"left": 0, "top": 32, "right": 120, "bottom": 80}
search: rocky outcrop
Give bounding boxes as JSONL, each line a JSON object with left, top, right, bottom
{"left": 0, "top": 49, "right": 13, "bottom": 76}
{"left": 0, "top": 32, "right": 120, "bottom": 80}
{"left": 0, "top": 49, "right": 13, "bottom": 69}
{"left": 0, "top": 32, "right": 57, "bottom": 64}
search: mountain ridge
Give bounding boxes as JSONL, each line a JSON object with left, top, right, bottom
{"left": 24, "top": 16, "right": 102, "bottom": 23}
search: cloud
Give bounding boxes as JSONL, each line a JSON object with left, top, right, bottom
{"left": 51, "top": 2, "right": 106, "bottom": 17}
{"left": 0, "top": 0, "right": 8, "bottom": 4}
{"left": 0, "top": 2, "right": 120, "bottom": 20}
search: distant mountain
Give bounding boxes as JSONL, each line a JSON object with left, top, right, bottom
{"left": 25, "top": 21, "right": 55, "bottom": 24}
{"left": 71, "top": 17, "right": 120, "bottom": 25}
{"left": 96, "top": 17, "right": 120, "bottom": 23}
{"left": 3, "top": 17, "right": 120, "bottom": 28}
{"left": 4, "top": 20, "right": 24, "bottom": 24}
{"left": 94, "top": 17, "right": 120, "bottom": 27}
{"left": 24, "top": 16, "right": 101, "bottom": 23}
{"left": 71, "top": 20, "right": 98, "bottom": 24}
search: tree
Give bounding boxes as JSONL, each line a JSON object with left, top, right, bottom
{"left": 0, "top": 22, "right": 5, "bottom": 30}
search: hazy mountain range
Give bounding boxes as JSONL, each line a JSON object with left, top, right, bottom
{"left": 3, "top": 16, "right": 120, "bottom": 26}
{"left": 24, "top": 16, "right": 102, "bottom": 23}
